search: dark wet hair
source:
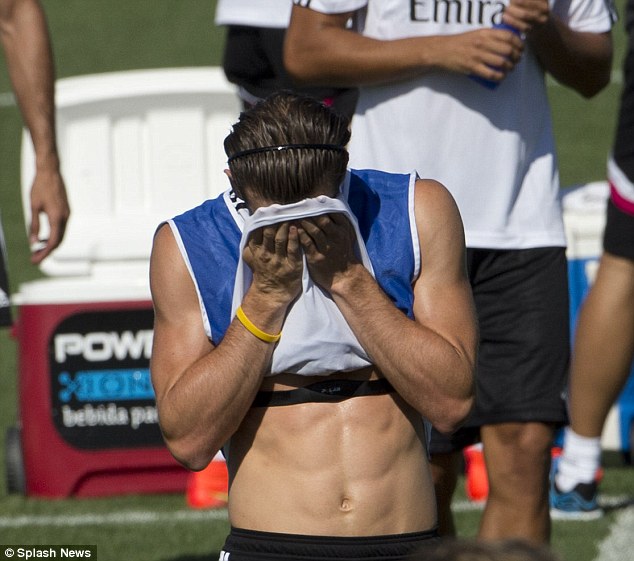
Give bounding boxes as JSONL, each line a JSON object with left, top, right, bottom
{"left": 224, "top": 91, "right": 351, "bottom": 204}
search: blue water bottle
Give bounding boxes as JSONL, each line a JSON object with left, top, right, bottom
{"left": 470, "top": 22, "right": 521, "bottom": 90}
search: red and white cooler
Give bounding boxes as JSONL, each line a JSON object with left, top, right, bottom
{"left": 6, "top": 67, "right": 238, "bottom": 497}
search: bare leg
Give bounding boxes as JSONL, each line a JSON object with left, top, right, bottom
{"left": 479, "top": 422, "right": 554, "bottom": 543}
{"left": 568, "top": 253, "right": 634, "bottom": 438}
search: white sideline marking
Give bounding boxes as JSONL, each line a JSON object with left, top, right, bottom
{"left": 0, "top": 508, "right": 229, "bottom": 528}
{"left": 0, "top": 502, "right": 478, "bottom": 529}
{"left": 0, "top": 496, "right": 630, "bottom": 529}
{"left": 595, "top": 508, "right": 634, "bottom": 561}
{"left": 0, "top": 91, "right": 15, "bottom": 107}
{"left": 454, "top": 499, "right": 485, "bottom": 511}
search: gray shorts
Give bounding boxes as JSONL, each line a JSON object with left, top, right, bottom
{"left": 430, "top": 247, "right": 569, "bottom": 453}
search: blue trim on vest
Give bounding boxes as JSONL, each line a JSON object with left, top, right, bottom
{"left": 172, "top": 169, "right": 416, "bottom": 344}
{"left": 172, "top": 196, "right": 242, "bottom": 343}
{"left": 347, "top": 169, "right": 416, "bottom": 320}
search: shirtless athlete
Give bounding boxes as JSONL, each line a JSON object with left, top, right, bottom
{"left": 149, "top": 92, "right": 478, "bottom": 560}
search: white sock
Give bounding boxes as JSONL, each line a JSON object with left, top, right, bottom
{"left": 555, "top": 427, "right": 602, "bottom": 492}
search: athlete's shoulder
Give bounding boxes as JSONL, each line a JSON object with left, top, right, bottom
{"left": 413, "top": 177, "right": 465, "bottom": 240}
{"left": 349, "top": 168, "right": 415, "bottom": 194}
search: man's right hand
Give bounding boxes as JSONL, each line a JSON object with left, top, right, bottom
{"left": 439, "top": 28, "right": 524, "bottom": 83}
{"left": 29, "top": 163, "right": 70, "bottom": 264}
{"left": 243, "top": 222, "right": 304, "bottom": 305}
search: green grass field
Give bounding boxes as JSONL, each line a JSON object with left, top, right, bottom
{"left": 0, "top": 2, "right": 633, "bottom": 560}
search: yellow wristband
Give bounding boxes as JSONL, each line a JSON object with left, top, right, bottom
{"left": 236, "top": 306, "right": 282, "bottom": 344}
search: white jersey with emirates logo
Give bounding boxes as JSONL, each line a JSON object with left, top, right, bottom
{"left": 299, "top": 0, "right": 614, "bottom": 249}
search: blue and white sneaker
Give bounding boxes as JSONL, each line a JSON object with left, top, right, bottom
{"left": 550, "top": 459, "right": 603, "bottom": 520}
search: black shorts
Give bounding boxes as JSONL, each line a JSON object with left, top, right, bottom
{"left": 220, "top": 527, "right": 439, "bottom": 560}
{"left": 605, "top": 1, "right": 634, "bottom": 262}
{"left": 0, "top": 220, "right": 12, "bottom": 327}
{"left": 603, "top": 198, "right": 634, "bottom": 261}
{"left": 430, "top": 248, "right": 569, "bottom": 453}
{"left": 222, "top": 25, "right": 358, "bottom": 120}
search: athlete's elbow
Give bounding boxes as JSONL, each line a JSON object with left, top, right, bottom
{"left": 283, "top": 50, "right": 312, "bottom": 84}
{"left": 573, "top": 70, "right": 610, "bottom": 98}
{"left": 566, "top": 57, "right": 612, "bottom": 98}
{"left": 449, "top": 396, "right": 475, "bottom": 433}
{"left": 432, "top": 395, "right": 473, "bottom": 435}
{"left": 582, "top": 74, "right": 611, "bottom": 98}
{"left": 283, "top": 38, "right": 325, "bottom": 85}
{"left": 583, "top": 46, "right": 614, "bottom": 98}
{"left": 437, "top": 361, "right": 475, "bottom": 432}
{"left": 166, "top": 438, "right": 216, "bottom": 472}
{"left": 160, "top": 427, "right": 219, "bottom": 472}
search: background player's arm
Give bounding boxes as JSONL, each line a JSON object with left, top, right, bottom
{"left": 0, "top": 0, "right": 69, "bottom": 262}
{"left": 298, "top": 179, "right": 477, "bottom": 434}
{"left": 284, "top": 6, "right": 523, "bottom": 87}
{"left": 149, "top": 223, "right": 300, "bottom": 471}
{"left": 502, "top": 0, "right": 612, "bottom": 97}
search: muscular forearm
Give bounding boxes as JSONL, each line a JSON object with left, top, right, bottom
{"left": 0, "top": 0, "right": 59, "bottom": 165}
{"left": 527, "top": 17, "right": 612, "bottom": 97}
{"left": 152, "top": 221, "right": 303, "bottom": 471}
{"left": 157, "top": 332, "right": 269, "bottom": 471}
{"left": 285, "top": 30, "right": 437, "bottom": 87}
{"left": 284, "top": 7, "right": 457, "bottom": 87}
{"left": 155, "top": 294, "right": 287, "bottom": 471}
{"left": 330, "top": 266, "right": 475, "bottom": 433}
{"left": 285, "top": 6, "right": 525, "bottom": 87}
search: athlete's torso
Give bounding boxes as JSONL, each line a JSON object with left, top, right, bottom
{"left": 228, "top": 368, "right": 436, "bottom": 536}
{"left": 169, "top": 168, "right": 435, "bottom": 534}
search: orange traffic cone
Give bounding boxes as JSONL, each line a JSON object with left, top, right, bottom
{"left": 186, "top": 458, "right": 229, "bottom": 509}
{"left": 464, "top": 443, "right": 489, "bottom": 503}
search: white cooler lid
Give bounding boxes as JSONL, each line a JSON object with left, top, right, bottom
{"left": 562, "top": 181, "right": 609, "bottom": 260}
{"left": 21, "top": 67, "right": 240, "bottom": 278}
{"left": 12, "top": 263, "right": 151, "bottom": 305}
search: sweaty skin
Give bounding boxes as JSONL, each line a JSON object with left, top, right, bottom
{"left": 229, "top": 370, "right": 435, "bottom": 534}
{"left": 150, "top": 178, "right": 477, "bottom": 536}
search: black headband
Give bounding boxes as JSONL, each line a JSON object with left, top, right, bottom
{"left": 227, "top": 143, "right": 346, "bottom": 163}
